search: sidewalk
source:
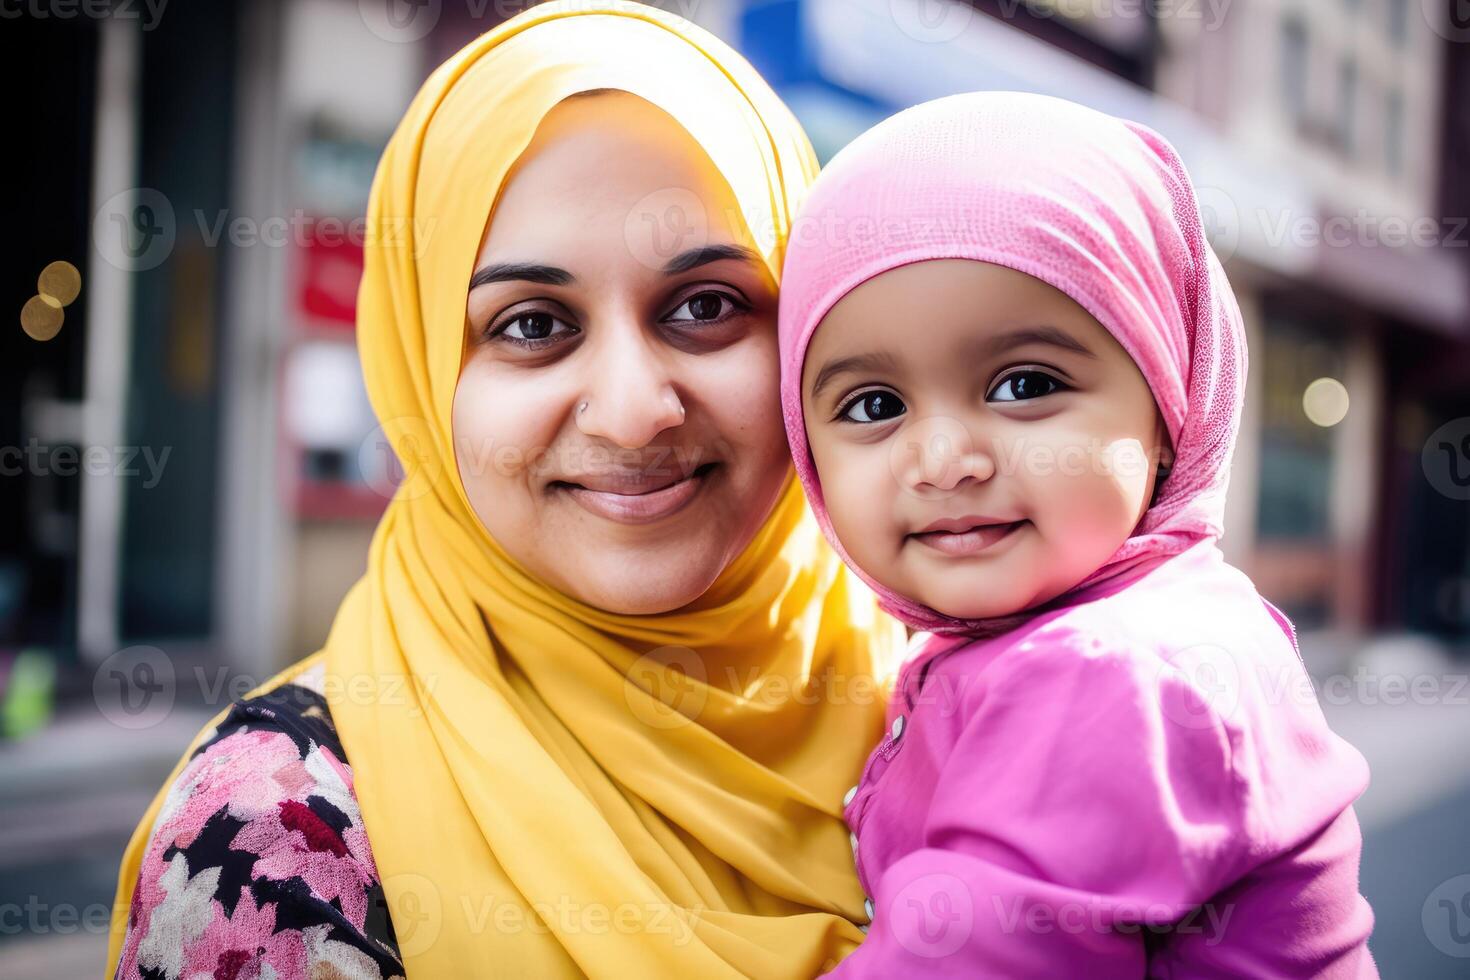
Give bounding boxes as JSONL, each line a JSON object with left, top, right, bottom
{"left": 1307, "top": 631, "right": 1470, "bottom": 977}
{"left": 0, "top": 703, "right": 213, "bottom": 978}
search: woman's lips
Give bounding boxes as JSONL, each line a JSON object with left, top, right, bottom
{"left": 909, "top": 518, "right": 1028, "bottom": 557}
{"left": 557, "top": 463, "right": 717, "bottom": 525}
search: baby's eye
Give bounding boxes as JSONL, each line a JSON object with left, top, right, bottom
{"left": 989, "top": 370, "right": 1066, "bottom": 402}
{"left": 495, "top": 311, "right": 577, "bottom": 345}
{"left": 664, "top": 291, "right": 744, "bottom": 324}
{"left": 839, "top": 389, "right": 907, "bottom": 424}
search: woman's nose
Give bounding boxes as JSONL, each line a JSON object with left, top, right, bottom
{"left": 896, "top": 414, "right": 996, "bottom": 495}
{"left": 573, "top": 328, "right": 686, "bottom": 449}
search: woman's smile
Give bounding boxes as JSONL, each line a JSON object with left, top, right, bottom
{"left": 554, "top": 460, "right": 720, "bottom": 525}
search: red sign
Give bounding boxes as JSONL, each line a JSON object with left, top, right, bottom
{"left": 297, "top": 217, "right": 364, "bottom": 328}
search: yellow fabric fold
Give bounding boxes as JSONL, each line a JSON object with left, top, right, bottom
{"left": 106, "top": 2, "right": 902, "bottom": 976}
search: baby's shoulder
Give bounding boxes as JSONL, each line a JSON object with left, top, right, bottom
{"left": 1055, "top": 552, "right": 1296, "bottom": 671}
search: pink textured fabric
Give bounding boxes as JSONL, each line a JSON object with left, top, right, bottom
{"left": 778, "top": 91, "right": 1246, "bottom": 634}
{"left": 831, "top": 540, "right": 1378, "bottom": 977}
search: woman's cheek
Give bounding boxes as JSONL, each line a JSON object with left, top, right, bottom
{"left": 453, "top": 364, "right": 564, "bottom": 500}
{"left": 696, "top": 342, "right": 786, "bottom": 469}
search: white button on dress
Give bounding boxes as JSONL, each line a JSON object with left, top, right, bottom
{"left": 891, "top": 714, "right": 906, "bottom": 741}
{"left": 843, "top": 784, "right": 858, "bottom": 807}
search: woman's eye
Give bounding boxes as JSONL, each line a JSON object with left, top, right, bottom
{"left": 665, "top": 291, "right": 741, "bottom": 324}
{"left": 990, "top": 370, "right": 1065, "bottom": 402}
{"left": 840, "top": 390, "right": 907, "bottom": 424}
{"left": 494, "top": 311, "right": 576, "bottom": 345}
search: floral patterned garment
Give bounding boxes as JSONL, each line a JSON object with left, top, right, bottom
{"left": 114, "top": 661, "right": 404, "bottom": 980}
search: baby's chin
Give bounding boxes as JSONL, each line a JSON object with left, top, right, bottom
{"left": 901, "top": 566, "right": 1080, "bottom": 622}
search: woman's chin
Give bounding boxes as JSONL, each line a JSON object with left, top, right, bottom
{"left": 559, "top": 558, "right": 723, "bottom": 615}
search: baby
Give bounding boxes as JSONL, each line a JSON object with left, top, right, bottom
{"left": 779, "top": 93, "right": 1378, "bottom": 977}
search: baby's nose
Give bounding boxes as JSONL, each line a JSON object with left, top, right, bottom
{"left": 890, "top": 414, "right": 996, "bottom": 496}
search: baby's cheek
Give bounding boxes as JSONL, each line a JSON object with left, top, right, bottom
{"left": 822, "top": 447, "right": 902, "bottom": 564}
{"left": 1038, "top": 454, "right": 1139, "bottom": 572}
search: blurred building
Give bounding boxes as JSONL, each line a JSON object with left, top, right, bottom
{"left": 3, "top": 0, "right": 1468, "bottom": 705}
{"left": 734, "top": 0, "right": 1470, "bottom": 646}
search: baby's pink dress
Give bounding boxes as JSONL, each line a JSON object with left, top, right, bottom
{"left": 831, "top": 539, "right": 1377, "bottom": 977}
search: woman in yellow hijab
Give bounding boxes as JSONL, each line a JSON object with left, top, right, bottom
{"left": 106, "top": 2, "right": 902, "bottom": 977}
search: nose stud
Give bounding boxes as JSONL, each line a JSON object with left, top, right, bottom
{"left": 577, "top": 401, "right": 589, "bottom": 415}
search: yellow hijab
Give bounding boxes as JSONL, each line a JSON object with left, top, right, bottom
{"left": 106, "top": 2, "right": 902, "bottom": 976}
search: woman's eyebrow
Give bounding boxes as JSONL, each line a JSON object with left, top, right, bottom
{"left": 469, "top": 262, "right": 575, "bottom": 289}
{"left": 661, "top": 243, "right": 763, "bottom": 274}
{"left": 808, "top": 350, "right": 903, "bottom": 400}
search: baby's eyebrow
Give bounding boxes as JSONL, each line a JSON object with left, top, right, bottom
{"left": 973, "top": 325, "right": 1097, "bottom": 360}
{"left": 808, "top": 350, "right": 903, "bottom": 400}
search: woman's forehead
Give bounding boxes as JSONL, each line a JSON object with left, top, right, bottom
{"left": 477, "top": 91, "right": 755, "bottom": 264}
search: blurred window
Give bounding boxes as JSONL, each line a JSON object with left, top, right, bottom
{"left": 1256, "top": 314, "right": 1347, "bottom": 543}
{"left": 1281, "top": 15, "right": 1310, "bottom": 130}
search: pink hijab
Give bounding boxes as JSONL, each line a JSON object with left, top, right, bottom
{"left": 778, "top": 91, "right": 1248, "bottom": 635}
